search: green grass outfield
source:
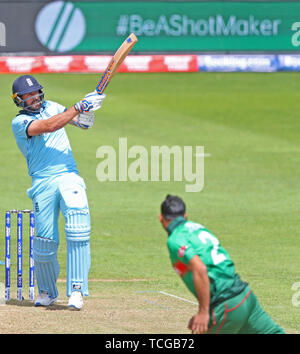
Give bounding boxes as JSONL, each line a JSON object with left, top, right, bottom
{"left": 0, "top": 72, "right": 300, "bottom": 333}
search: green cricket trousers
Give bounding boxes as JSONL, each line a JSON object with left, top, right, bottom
{"left": 207, "top": 286, "right": 285, "bottom": 334}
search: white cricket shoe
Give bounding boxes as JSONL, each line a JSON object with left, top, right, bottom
{"left": 68, "top": 291, "right": 83, "bottom": 310}
{"left": 35, "top": 291, "right": 57, "bottom": 307}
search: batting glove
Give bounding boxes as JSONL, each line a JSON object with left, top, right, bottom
{"left": 76, "top": 111, "right": 95, "bottom": 129}
{"left": 74, "top": 91, "right": 106, "bottom": 113}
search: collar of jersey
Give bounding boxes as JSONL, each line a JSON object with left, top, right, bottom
{"left": 167, "top": 216, "right": 187, "bottom": 236}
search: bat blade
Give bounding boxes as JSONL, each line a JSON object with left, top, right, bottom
{"left": 96, "top": 33, "right": 138, "bottom": 94}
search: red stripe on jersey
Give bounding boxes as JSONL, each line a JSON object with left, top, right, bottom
{"left": 173, "top": 261, "right": 188, "bottom": 277}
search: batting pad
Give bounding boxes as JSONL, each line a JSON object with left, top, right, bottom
{"left": 33, "top": 237, "right": 60, "bottom": 298}
{"left": 66, "top": 238, "right": 91, "bottom": 297}
{"left": 65, "top": 210, "right": 91, "bottom": 297}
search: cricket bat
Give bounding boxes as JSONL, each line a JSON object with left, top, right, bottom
{"left": 96, "top": 33, "right": 138, "bottom": 94}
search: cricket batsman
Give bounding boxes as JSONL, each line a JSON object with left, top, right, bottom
{"left": 11, "top": 74, "right": 105, "bottom": 310}
{"left": 159, "top": 195, "right": 285, "bottom": 334}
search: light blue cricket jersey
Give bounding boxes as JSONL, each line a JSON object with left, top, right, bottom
{"left": 12, "top": 100, "right": 78, "bottom": 179}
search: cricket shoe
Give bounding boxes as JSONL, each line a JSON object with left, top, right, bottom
{"left": 68, "top": 291, "right": 83, "bottom": 310}
{"left": 35, "top": 291, "right": 57, "bottom": 307}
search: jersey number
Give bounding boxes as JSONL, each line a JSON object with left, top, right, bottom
{"left": 198, "top": 230, "right": 227, "bottom": 265}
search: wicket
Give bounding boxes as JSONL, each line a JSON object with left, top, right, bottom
{"left": 5, "top": 209, "right": 35, "bottom": 301}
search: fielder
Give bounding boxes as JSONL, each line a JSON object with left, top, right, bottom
{"left": 11, "top": 74, "right": 105, "bottom": 310}
{"left": 159, "top": 195, "right": 285, "bottom": 334}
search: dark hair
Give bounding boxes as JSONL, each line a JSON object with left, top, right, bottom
{"left": 161, "top": 195, "right": 186, "bottom": 220}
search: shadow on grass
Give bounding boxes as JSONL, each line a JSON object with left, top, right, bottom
{"left": 5, "top": 299, "right": 69, "bottom": 310}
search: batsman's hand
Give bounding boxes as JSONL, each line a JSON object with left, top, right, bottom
{"left": 76, "top": 111, "right": 95, "bottom": 129}
{"left": 74, "top": 91, "right": 106, "bottom": 113}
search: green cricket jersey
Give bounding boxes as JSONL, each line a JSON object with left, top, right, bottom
{"left": 167, "top": 217, "right": 247, "bottom": 309}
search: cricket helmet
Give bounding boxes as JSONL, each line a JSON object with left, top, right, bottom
{"left": 12, "top": 75, "right": 44, "bottom": 112}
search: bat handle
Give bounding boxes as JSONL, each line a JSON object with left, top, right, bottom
{"left": 96, "top": 58, "right": 114, "bottom": 95}
{"left": 96, "top": 72, "right": 110, "bottom": 94}
{"left": 96, "top": 86, "right": 103, "bottom": 95}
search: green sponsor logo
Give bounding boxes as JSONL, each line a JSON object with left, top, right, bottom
{"left": 35, "top": 2, "right": 300, "bottom": 52}
{"left": 117, "top": 14, "right": 282, "bottom": 38}
{"left": 35, "top": 1, "right": 86, "bottom": 52}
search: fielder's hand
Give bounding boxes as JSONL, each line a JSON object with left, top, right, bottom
{"left": 188, "top": 312, "right": 209, "bottom": 334}
{"left": 74, "top": 91, "right": 106, "bottom": 113}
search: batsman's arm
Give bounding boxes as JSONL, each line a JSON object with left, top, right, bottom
{"left": 27, "top": 92, "right": 105, "bottom": 136}
{"left": 187, "top": 255, "right": 210, "bottom": 334}
{"left": 27, "top": 106, "right": 79, "bottom": 136}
